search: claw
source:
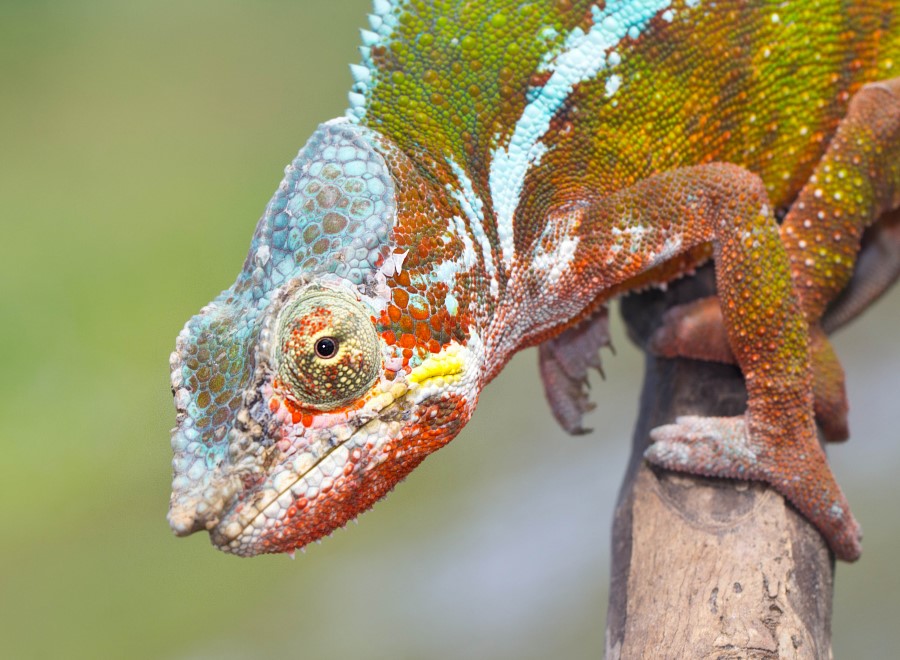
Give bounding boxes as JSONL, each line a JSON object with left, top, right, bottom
{"left": 538, "top": 307, "right": 611, "bottom": 435}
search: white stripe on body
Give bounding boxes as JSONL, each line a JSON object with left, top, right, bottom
{"left": 488, "top": 0, "right": 675, "bottom": 270}
{"left": 447, "top": 158, "right": 501, "bottom": 300}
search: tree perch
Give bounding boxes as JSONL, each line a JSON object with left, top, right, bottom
{"left": 605, "top": 267, "right": 835, "bottom": 659}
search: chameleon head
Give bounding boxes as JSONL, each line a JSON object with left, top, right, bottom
{"left": 168, "top": 120, "right": 483, "bottom": 555}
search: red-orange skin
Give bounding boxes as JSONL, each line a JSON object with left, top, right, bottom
{"left": 257, "top": 392, "right": 471, "bottom": 555}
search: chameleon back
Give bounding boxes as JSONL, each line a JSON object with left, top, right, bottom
{"left": 355, "top": 0, "right": 900, "bottom": 233}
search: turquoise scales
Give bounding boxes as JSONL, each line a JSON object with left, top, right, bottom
{"left": 169, "top": 1, "right": 900, "bottom": 559}
{"left": 169, "top": 123, "right": 400, "bottom": 527}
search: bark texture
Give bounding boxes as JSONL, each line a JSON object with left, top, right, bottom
{"left": 605, "top": 268, "right": 835, "bottom": 660}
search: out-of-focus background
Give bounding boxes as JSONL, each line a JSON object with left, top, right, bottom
{"left": 2, "top": 1, "right": 898, "bottom": 658}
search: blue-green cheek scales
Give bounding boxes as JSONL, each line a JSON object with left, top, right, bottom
{"left": 169, "top": 122, "right": 398, "bottom": 535}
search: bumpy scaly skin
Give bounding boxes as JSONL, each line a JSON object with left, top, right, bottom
{"left": 651, "top": 78, "right": 900, "bottom": 442}
{"left": 170, "top": 0, "right": 900, "bottom": 560}
{"left": 824, "top": 207, "right": 900, "bottom": 333}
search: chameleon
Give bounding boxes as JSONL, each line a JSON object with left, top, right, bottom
{"left": 168, "top": 0, "right": 900, "bottom": 561}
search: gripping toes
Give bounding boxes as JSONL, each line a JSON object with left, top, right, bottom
{"left": 538, "top": 307, "right": 611, "bottom": 435}
{"left": 647, "top": 415, "right": 862, "bottom": 561}
{"left": 647, "top": 415, "right": 760, "bottom": 476}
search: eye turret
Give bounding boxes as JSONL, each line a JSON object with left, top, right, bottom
{"left": 274, "top": 288, "right": 380, "bottom": 410}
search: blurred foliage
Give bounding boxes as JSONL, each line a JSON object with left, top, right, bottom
{"left": 0, "top": 1, "right": 897, "bottom": 658}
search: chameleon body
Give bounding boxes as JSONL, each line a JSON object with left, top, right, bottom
{"left": 168, "top": 0, "right": 900, "bottom": 560}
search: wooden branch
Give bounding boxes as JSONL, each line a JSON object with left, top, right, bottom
{"left": 605, "top": 268, "right": 835, "bottom": 659}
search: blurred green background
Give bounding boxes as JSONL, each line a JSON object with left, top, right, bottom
{"left": 2, "top": 1, "right": 898, "bottom": 658}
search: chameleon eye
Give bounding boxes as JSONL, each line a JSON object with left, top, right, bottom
{"left": 314, "top": 337, "right": 338, "bottom": 359}
{"left": 274, "top": 289, "right": 380, "bottom": 411}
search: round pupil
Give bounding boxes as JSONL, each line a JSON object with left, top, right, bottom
{"left": 315, "top": 337, "right": 338, "bottom": 359}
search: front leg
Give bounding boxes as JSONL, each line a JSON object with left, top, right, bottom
{"left": 557, "top": 163, "right": 861, "bottom": 560}
{"left": 651, "top": 78, "right": 900, "bottom": 442}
